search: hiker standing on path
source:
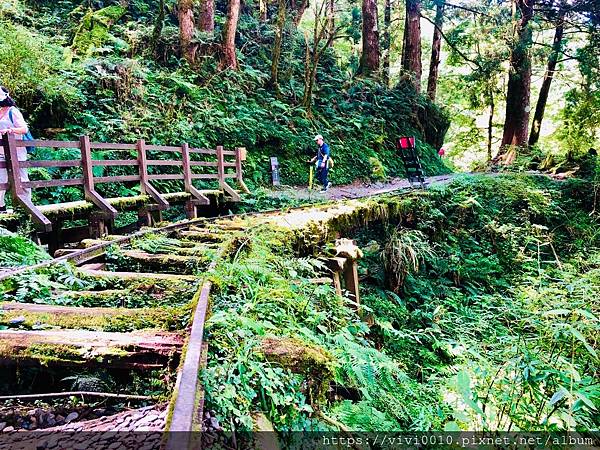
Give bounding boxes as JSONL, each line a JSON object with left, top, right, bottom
{"left": 0, "top": 87, "right": 32, "bottom": 213}
{"left": 308, "top": 134, "right": 332, "bottom": 193}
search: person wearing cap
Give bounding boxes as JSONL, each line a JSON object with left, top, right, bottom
{"left": 0, "top": 86, "right": 32, "bottom": 213}
{"left": 308, "top": 134, "right": 331, "bottom": 193}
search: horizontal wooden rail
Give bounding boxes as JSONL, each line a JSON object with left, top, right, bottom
{"left": 92, "top": 160, "right": 138, "bottom": 167}
{"left": 1, "top": 134, "right": 248, "bottom": 230}
{"left": 15, "top": 140, "right": 80, "bottom": 148}
{"left": 21, "top": 160, "right": 81, "bottom": 168}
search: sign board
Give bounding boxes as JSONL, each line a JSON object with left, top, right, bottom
{"left": 270, "top": 157, "right": 280, "bottom": 186}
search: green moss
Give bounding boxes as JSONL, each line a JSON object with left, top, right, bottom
{"left": 258, "top": 337, "right": 334, "bottom": 406}
{"left": 70, "top": 6, "right": 125, "bottom": 58}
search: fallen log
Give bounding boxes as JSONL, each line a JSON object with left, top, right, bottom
{"left": 76, "top": 268, "right": 198, "bottom": 282}
{"left": 0, "top": 329, "right": 183, "bottom": 369}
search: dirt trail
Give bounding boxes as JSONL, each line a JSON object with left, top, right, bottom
{"left": 268, "top": 174, "right": 455, "bottom": 202}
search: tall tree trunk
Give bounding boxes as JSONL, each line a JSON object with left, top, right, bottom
{"left": 178, "top": 0, "right": 196, "bottom": 64}
{"left": 359, "top": 0, "right": 380, "bottom": 76}
{"left": 150, "top": 0, "right": 166, "bottom": 55}
{"left": 499, "top": 0, "right": 534, "bottom": 152}
{"left": 383, "top": 0, "right": 392, "bottom": 86}
{"left": 327, "top": 0, "right": 335, "bottom": 45}
{"left": 270, "top": 0, "right": 287, "bottom": 91}
{"left": 220, "top": 0, "right": 241, "bottom": 70}
{"left": 528, "top": 12, "right": 564, "bottom": 146}
{"left": 291, "top": 0, "right": 308, "bottom": 25}
{"left": 401, "top": 0, "right": 422, "bottom": 92}
{"left": 199, "top": 0, "right": 215, "bottom": 33}
{"left": 426, "top": 0, "right": 444, "bottom": 101}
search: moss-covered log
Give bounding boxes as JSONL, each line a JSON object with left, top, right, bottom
{"left": 0, "top": 329, "right": 183, "bottom": 369}
{"left": 115, "top": 250, "right": 209, "bottom": 274}
{"left": 0, "top": 302, "right": 188, "bottom": 332}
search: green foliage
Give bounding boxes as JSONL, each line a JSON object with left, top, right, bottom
{"left": 69, "top": 6, "right": 126, "bottom": 59}
{"left": 0, "top": 229, "right": 50, "bottom": 267}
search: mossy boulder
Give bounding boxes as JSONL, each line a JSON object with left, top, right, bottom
{"left": 257, "top": 337, "right": 334, "bottom": 406}
{"left": 70, "top": 6, "right": 125, "bottom": 58}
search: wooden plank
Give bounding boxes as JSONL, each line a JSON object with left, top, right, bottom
{"left": 91, "top": 160, "right": 139, "bottom": 166}
{"left": 223, "top": 162, "right": 237, "bottom": 168}
{"left": 20, "top": 160, "right": 81, "bottom": 168}
{"left": 89, "top": 142, "right": 137, "bottom": 150}
{"left": 15, "top": 140, "right": 80, "bottom": 148}
{"left": 188, "top": 148, "right": 216, "bottom": 155}
{"left": 189, "top": 161, "right": 218, "bottom": 167}
{"left": 224, "top": 173, "right": 238, "bottom": 179}
{"left": 191, "top": 174, "right": 219, "bottom": 180}
{"left": 95, "top": 175, "right": 141, "bottom": 183}
{"left": 23, "top": 178, "right": 84, "bottom": 188}
{"left": 222, "top": 150, "right": 236, "bottom": 156}
{"left": 0, "top": 329, "right": 183, "bottom": 369}
{"left": 148, "top": 174, "right": 185, "bottom": 181}
{"left": 145, "top": 145, "right": 182, "bottom": 152}
{"left": 146, "top": 160, "right": 183, "bottom": 166}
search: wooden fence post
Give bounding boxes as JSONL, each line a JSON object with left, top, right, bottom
{"left": 80, "top": 135, "right": 117, "bottom": 237}
{"left": 235, "top": 147, "right": 250, "bottom": 194}
{"left": 137, "top": 139, "right": 169, "bottom": 213}
{"left": 182, "top": 143, "right": 209, "bottom": 218}
{"left": 216, "top": 145, "right": 241, "bottom": 201}
{"left": 216, "top": 145, "right": 225, "bottom": 187}
{"left": 3, "top": 133, "right": 51, "bottom": 231}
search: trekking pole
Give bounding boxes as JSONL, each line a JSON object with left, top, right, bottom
{"left": 308, "top": 164, "right": 314, "bottom": 191}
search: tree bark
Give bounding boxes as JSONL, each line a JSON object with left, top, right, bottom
{"left": 359, "top": 0, "right": 380, "bottom": 76}
{"left": 499, "top": 0, "right": 535, "bottom": 152}
{"left": 291, "top": 0, "right": 308, "bottom": 25}
{"left": 528, "top": 12, "right": 564, "bottom": 146}
{"left": 401, "top": 0, "right": 422, "bottom": 92}
{"left": 488, "top": 89, "right": 495, "bottom": 162}
{"left": 270, "top": 0, "right": 287, "bottom": 91}
{"left": 259, "top": 0, "right": 268, "bottom": 21}
{"left": 220, "top": 0, "right": 241, "bottom": 70}
{"left": 383, "top": 0, "right": 392, "bottom": 86}
{"left": 199, "top": 0, "right": 215, "bottom": 33}
{"left": 178, "top": 0, "right": 196, "bottom": 64}
{"left": 426, "top": 0, "right": 444, "bottom": 101}
{"left": 150, "top": 0, "right": 166, "bottom": 55}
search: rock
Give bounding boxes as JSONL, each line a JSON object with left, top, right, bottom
{"left": 65, "top": 412, "right": 79, "bottom": 424}
{"left": 9, "top": 316, "right": 26, "bottom": 325}
{"left": 55, "top": 415, "right": 65, "bottom": 425}
{"left": 0, "top": 422, "right": 5, "bottom": 431}
{"left": 3, "top": 426, "right": 14, "bottom": 432}
{"left": 46, "top": 417, "right": 56, "bottom": 427}
{"left": 209, "top": 417, "right": 221, "bottom": 431}
{"left": 35, "top": 440, "right": 48, "bottom": 449}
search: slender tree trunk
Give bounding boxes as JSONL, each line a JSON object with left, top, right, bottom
{"left": 499, "top": 0, "right": 534, "bottom": 152}
{"left": 259, "top": 0, "right": 268, "bottom": 21}
{"left": 150, "top": 0, "right": 166, "bottom": 55}
{"left": 426, "top": 0, "right": 444, "bottom": 101}
{"left": 528, "top": 13, "right": 564, "bottom": 146}
{"left": 359, "top": 0, "right": 380, "bottom": 76}
{"left": 270, "top": 0, "right": 287, "bottom": 91}
{"left": 220, "top": 0, "right": 241, "bottom": 70}
{"left": 383, "top": 0, "right": 392, "bottom": 86}
{"left": 199, "top": 0, "right": 215, "bottom": 33}
{"left": 401, "top": 0, "right": 422, "bottom": 92}
{"left": 488, "top": 88, "right": 495, "bottom": 162}
{"left": 178, "top": 0, "right": 196, "bottom": 64}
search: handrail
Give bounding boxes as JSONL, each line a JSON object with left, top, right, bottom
{"left": 1, "top": 134, "right": 248, "bottom": 231}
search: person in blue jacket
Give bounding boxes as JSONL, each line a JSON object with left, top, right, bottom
{"left": 308, "top": 134, "right": 332, "bottom": 193}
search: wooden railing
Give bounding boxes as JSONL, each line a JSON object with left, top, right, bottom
{"left": 0, "top": 134, "right": 249, "bottom": 231}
